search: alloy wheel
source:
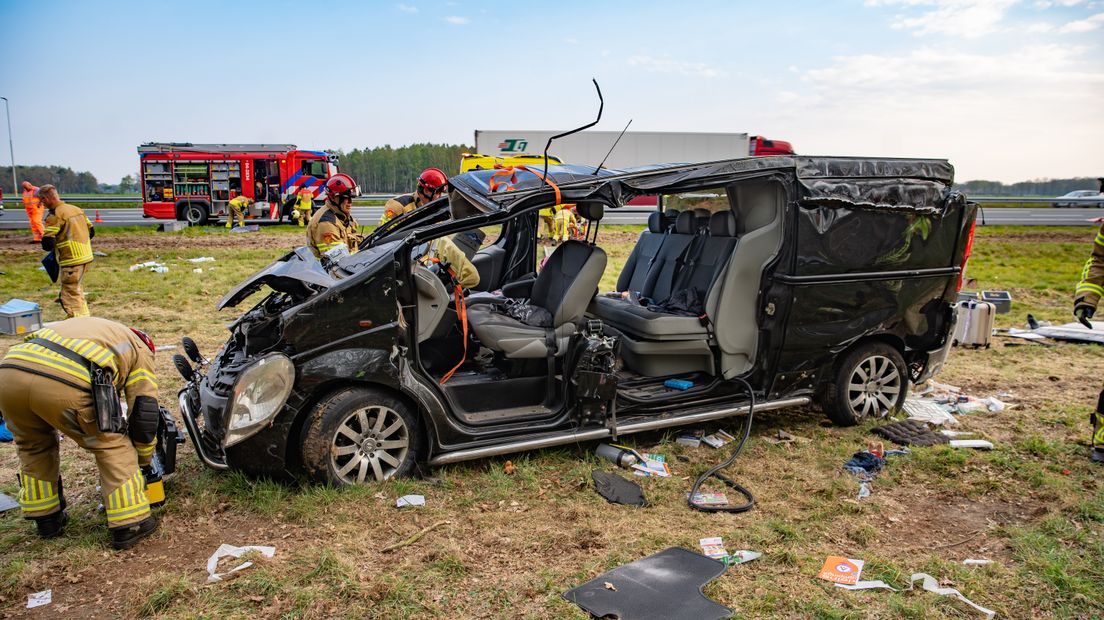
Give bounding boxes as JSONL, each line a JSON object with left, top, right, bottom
{"left": 330, "top": 405, "right": 410, "bottom": 484}
{"left": 845, "top": 355, "right": 902, "bottom": 420}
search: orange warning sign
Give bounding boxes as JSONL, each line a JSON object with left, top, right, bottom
{"left": 817, "top": 556, "right": 865, "bottom": 585}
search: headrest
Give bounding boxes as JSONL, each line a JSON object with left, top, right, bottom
{"left": 709, "top": 211, "right": 737, "bottom": 237}
{"left": 674, "top": 211, "right": 696, "bottom": 234}
{"left": 693, "top": 208, "right": 711, "bottom": 222}
{"left": 576, "top": 202, "right": 604, "bottom": 221}
{"left": 647, "top": 211, "right": 665, "bottom": 233}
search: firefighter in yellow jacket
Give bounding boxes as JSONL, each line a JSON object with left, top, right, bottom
{"left": 308, "top": 173, "right": 362, "bottom": 259}
{"left": 39, "top": 185, "right": 94, "bottom": 318}
{"left": 379, "top": 168, "right": 448, "bottom": 225}
{"left": 226, "top": 195, "right": 253, "bottom": 229}
{"left": 0, "top": 317, "right": 162, "bottom": 549}
{"left": 1074, "top": 219, "right": 1104, "bottom": 463}
{"left": 293, "top": 188, "right": 314, "bottom": 227}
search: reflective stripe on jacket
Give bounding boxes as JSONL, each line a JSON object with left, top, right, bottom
{"left": 44, "top": 202, "right": 94, "bottom": 267}
{"left": 1075, "top": 222, "right": 1104, "bottom": 309}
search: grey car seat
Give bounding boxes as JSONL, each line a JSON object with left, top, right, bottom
{"left": 468, "top": 203, "right": 607, "bottom": 358}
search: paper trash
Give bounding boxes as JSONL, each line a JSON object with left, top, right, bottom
{"left": 910, "top": 573, "right": 995, "bottom": 618}
{"left": 699, "top": 537, "right": 727, "bottom": 559}
{"left": 26, "top": 590, "right": 51, "bottom": 609}
{"left": 949, "top": 439, "right": 994, "bottom": 450}
{"left": 187, "top": 257, "right": 216, "bottom": 263}
{"left": 206, "top": 544, "right": 276, "bottom": 583}
{"left": 396, "top": 494, "right": 425, "bottom": 508}
{"left": 837, "top": 580, "right": 898, "bottom": 592}
{"left": 817, "top": 556, "right": 864, "bottom": 585}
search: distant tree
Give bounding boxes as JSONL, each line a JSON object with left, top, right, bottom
{"left": 0, "top": 165, "right": 101, "bottom": 194}
{"left": 119, "top": 174, "right": 136, "bottom": 193}
{"left": 335, "top": 143, "right": 473, "bottom": 193}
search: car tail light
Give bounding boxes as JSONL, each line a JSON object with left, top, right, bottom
{"left": 956, "top": 219, "right": 977, "bottom": 292}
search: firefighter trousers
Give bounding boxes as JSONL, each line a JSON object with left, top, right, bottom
{"left": 226, "top": 204, "right": 247, "bottom": 228}
{"left": 1094, "top": 388, "right": 1104, "bottom": 455}
{"left": 0, "top": 369, "right": 150, "bottom": 528}
{"left": 58, "top": 263, "right": 90, "bottom": 318}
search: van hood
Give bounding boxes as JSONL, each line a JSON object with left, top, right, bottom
{"left": 217, "top": 246, "right": 335, "bottom": 310}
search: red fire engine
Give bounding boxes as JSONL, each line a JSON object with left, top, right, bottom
{"left": 138, "top": 143, "right": 338, "bottom": 225}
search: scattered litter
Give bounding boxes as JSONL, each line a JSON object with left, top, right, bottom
{"left": 128, "top": 261, "right": 164, "bottom": 272}
{"left": 159, "top": 344, "right": 177, "bottom": 351}
{"left": 724, "top": 550, "right": 761, "bottom": 566}
{"left": 963, "top": 559, "right": 993, "bottom": 566}
{"left": 230, "top": 225, "right": 261, "bottom": 233}
{"left": 563, "top": 547, "right": 731, "bottom": 620}
{"left": 664, "top": 378, "right": 694, "bottom": 390}
{"left": 187, "top": 256, "right": 216, "bottom": 263}
{"left": 688, "top": 491, "right": 729, "bottom": 506}
{"left": 873, "top": 419, "right": 949, "bottom": 447}
{"left": 206, "top": 544, "right": 276, "bottom": 583}
{"left": 396, "top": 494, "right": 425, "bottom": 508}
{"left": 699, "top": 537, "right": 728, "bottom": 560}
{"left": 26, "top": 590, "right": 51, "bottom": 609}
{"left": 382, "top": 520, "right": 449, "bottom": 553}
{"left": 956, "top": 400, "right": 988, "bottom": 414}
{"left": 818, "top": 556, "right": 865, "bottom": 585}
{"left": 0, "top": 492, "right": 18, "bottom": 512}
{"left": 910, "top": 572, "right": 995, "bottom": 618}
{"left": 592, "top": 470, "right": 646, "bottom": 507}
{"left": 837, "top": 580, "right": 898, "bottom": 592}
{"left": 979, "top": 397, "right": 1005, "bottom": 412}
{"left": 93, "top": 250, "right": 108, "bottom": 257}
{"left": 192, "top": 268, "right": 203, "bottom": 273}
{"left": 676, "top": 434, "right": 702, "bottom": 448}
{"left": 903, "top": 398, "right": 958, "bottom": 425}
{"left": 503, "top": 460, "right": 516, "bottom": 475}
{"left": 765, "top": 429, "right": 807, "bottom": 445}
{"left": 949, "top": 439, "right": 994, "bottom": 450}
{"left": 632, "top": 453, "right": 671, "bottom": 477}
{"left": 596, "top": 443, "right": 641, "bottom": 467}
{"left": 1023, "top": 320, "right": 1104, "bottom": 345}
{"left": 843, "top": 451, "right": 884, "bottom": 477}
{"left": 940, "top": 430, "right": 976, "bottom": 438}
{"left": 702, "top": 430, "right": 735, "bottom": 448}
{"left": 857, "top": 481, "right": 872, "bottom": 500}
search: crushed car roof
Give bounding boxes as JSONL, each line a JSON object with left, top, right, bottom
{"left": 448, "top": 156, "right": 956, "bottom": 215}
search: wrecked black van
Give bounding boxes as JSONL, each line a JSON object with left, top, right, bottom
{"left": 176, "top": 156, "right": 976, "bottom": 485}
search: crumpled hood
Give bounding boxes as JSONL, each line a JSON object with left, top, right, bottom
{"left": 217, "top": 246, "right": 335, "bottom": 310}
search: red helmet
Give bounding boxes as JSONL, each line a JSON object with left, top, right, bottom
{"left": 324, "top": 173, "right": 360, "bottom": 200}
{"left": 130, "top": 327, "right": 155, "bottom": 354}
{"left": 417, "top": 168, "right": 448, "bottom": 196}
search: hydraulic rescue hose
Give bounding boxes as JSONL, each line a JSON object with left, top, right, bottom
{"left": 687, "top": 377, "right": 757, "bottom": 514}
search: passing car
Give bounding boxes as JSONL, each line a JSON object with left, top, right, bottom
{"left": 176, "top": 155, "right": 977, "bottom": 485}
{"left": 1053, "top": 189, "right": 1104, "bottom": 208}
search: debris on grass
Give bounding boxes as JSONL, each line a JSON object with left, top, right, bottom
{"left": 873, "top": 420, "right": 949, "bottom": 447}
{"left": 186, "top": 256, "right": 216, "bottom": 263}
{"left": 592, "top": 470, "right": 647, "bottom": 507}
{"left": 129, "top": 261, "right": 167, "bottom": 272}
{"left": 632, "top": 453, "right": 671, "bottom": 477}
{"left": 381, "top": 520, "right": 450, "bottom": 553}
{"left": 26, "top": 589, "right": 51, "bottom": 609}
{"left": 699, "top": 537, "right": 727, "bottom": 560}
{"left": 701, "top": 430, "right": 735, "bottom": 448}
{"left": 817, "top": 556, "right": 864, "bottom": 585}
{"left": 963, "top": 559, "right": 994, "bottom": 566}
{"left": 910, "top": 572, "right": 995, "bottom": 618}
{"left": 676, "top": 434, "right": 702, "bottom": 448}
{"left": 837, "top": 579, "right": 898, "bottom": 592}
{"left": 724, "top": 550, "right": 761, "bottom": 566}
{"left": 503, "top": 460, "right": 516, "bottom": 475}
{"left": 765, "top": 429, "right": 807, "bottom": 445}
{"left": 596, "top": 443, "right": 641, "bottom": 468}
{"left": 396, "top": 494, "right": 425, "bottom": 508}
{"left": 206, "top": 544, "right": 276, "bottom": 583}
{"left": 949, "top": 439, "right": 995, "bottom": 450}
{"left": 0, "top": 491, "right": 18, "bottom": 512}
{"left": 688, "top": 491, "right": 729, "bottom": 506}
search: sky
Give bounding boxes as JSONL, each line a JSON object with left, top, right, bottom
{"left": 1, "top": 0, "right": 1102, "bottom": 184}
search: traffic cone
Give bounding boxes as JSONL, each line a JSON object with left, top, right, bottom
{"left": 95, "top": 209, "right": 103, "bottom": 223}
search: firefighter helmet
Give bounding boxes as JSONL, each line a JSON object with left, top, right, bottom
{"left": 324, "top": 173, "right": 360, "bottom": 201}
{"left": 130, "top": 327, "right": 156, "bottom": 354}
{"left": 417, "top": 168, "right": 448, "bottom": 198}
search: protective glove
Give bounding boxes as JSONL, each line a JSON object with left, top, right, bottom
{"left": 1075, "top": 302, "right": 1095, "bottom": 330}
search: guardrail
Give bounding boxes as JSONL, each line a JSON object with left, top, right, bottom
{"left": 0, "top": 194, "right": 395, "bottom": 205}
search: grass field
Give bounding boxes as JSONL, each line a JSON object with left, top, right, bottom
{"left": 0, "top": 224, "right": 1101, "bottom": 618}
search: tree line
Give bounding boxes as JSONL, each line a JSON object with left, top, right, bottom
{"left": 333, "top": 143, "right": 473, "bottom": 194}
{"left": 0, "top": 165, "right": 101, "bottom": 194}
{"left": 956, "top": 177, "right": 1103, "bottom": 196}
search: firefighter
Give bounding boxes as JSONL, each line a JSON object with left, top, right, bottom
{"left": 538, "top": 204, "right": 557, "bottom": 245}
{"left": 0, "top": 317, "right": 162, "bottom": 549}
{"left": 39, "top": 185, "right": 94, "bottom": 318}
{"left": 293, "top": 187, "right": 314, "bottom": 227}
{"left": 226, "top": 195, "right": 253, "bottom": 229}
{"left": 1074, "top": 217, "right": 1104, "bottom": 463}
{"left": 553, "top": 203, "right": 579, "bottom": 243}
{"left": 308, "top": 173, "right": 362, "bottom": 259}
{"left": 22, "top": 180, "right": 44, "bottom": 244}
{"left": 379, "top": 167, "right": 448, "bottom": 226}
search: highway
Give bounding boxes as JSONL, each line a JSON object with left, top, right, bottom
{"left": 0, "top": 206, "right": 1100, "bottom": 230}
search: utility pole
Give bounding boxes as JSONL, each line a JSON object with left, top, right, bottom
{"left": 0, "top": 97, "right": 15, "bottom": 196}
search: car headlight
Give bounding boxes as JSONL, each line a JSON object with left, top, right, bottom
{"left": 224, "top": 354, "right": 295, "bottom": 447}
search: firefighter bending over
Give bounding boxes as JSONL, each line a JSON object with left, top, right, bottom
{"left": 293, "top": 187, "right": 314, "bottom": 227}
{"left": 226, "top": 195, "right": 253, "bottom": 229}
{"left": 308, "top": 173, "right": 362, "bottom": 259}
{"left": 379, "top": 167, "right": 448, "bottom": 226}
{"left": 39, "top": 185, "right": 94, "bottom": 318}
{"left": 1074, "top": 214, "right": 1104, "bottom": 463}
{"left": 0, "top": 317, "right": 163, "bottom": 549}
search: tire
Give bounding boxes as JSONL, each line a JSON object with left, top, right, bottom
{"left": 182, "top": 203, "right": 209, "bottom": 226}
{"left": 820, "top": 342, "right": 908, "bottom": 426}
{"left": 300, "top": 387, "right": 423, "bottom": 485}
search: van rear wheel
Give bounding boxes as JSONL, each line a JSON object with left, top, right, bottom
{"left": 821, "top": 342, "right": 907, "bottom": 426}
{"left": 301, "top": 387, "right": 423, "bottom": 485}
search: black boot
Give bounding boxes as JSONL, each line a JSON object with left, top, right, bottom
{"left": 1093, "top": 448, "right": 1104, "bottom": 464}
{"left": 34, "top": 511, "right": 68, "bottom": 538}
{"left": 111, "top": 515, "right": 159, "bottom": 550}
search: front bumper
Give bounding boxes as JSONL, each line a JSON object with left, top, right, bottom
{"left": 179, "top": 387, "right": 228, "bottom": 470}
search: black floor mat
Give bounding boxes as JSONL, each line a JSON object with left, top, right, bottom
{"left": 562, "top": 547, "right": 731, "bottom": 620}
{"left": 592, "top": 470, "right": 647, "bottom": 507}
{"left": 872, "top": 419, "right": 949, "bottom": 447}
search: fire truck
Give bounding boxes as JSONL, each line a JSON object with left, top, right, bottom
{"left": 138, "top": 143, "right": 338, "bottom": 225}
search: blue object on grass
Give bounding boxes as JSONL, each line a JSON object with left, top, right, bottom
{"left": 664, "top": 379, "right": 693, "bottom": 391}
{"left": 0, "top": 419, "right": 13, "bottom": 442}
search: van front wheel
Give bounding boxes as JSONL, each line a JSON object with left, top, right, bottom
{"left": 821, "top": 342, "right": 907, "bottom": 426}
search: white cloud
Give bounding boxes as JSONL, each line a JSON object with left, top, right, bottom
{"left": 1059, "top": 10, "right": 1104, "bottom": 30}
{"left": 443, "top": 15, "right": 469, "bottom": 25}
{"left": 865, "top": 0, "right": 1017, "bottom": 37}
{"left": 627, "top": 55, "right": 723, "bottom": 79}
{"left": 396, "top": 3, "right": 417, "bottom": 13}
{"left": 1026, "top": 21, "right": 1056, "bottom": 31}
{"left": 1035, "top": 0, "right": 1085, "bottom": 7}
{"left": 564, "top": 37, "right": 579, "bottom": 45}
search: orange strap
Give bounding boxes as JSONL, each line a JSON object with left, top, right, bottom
{"left": 486, "top": 165, "right": 562, "bottom": 206}
{"left": 425, "top": 255, "right": 468, "bottom": 385}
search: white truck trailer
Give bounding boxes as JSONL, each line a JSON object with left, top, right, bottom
{"left": 473, "top": 130, "right": 751, "bottom": 170}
